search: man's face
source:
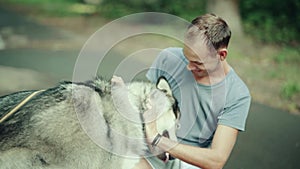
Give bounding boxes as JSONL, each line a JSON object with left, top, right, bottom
{"left": 183, "top": 42, "right": 220, "bottom": 81}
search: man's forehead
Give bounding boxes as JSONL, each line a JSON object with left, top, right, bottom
{"left": 184, "top": 30, "right": 217, "bottom": 56}
{"left": 184, "top": 42, "right": 217, "bottom": 61}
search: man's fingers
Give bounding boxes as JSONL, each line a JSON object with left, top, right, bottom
{"left": 111, "top": 75, "right": 125, "bottom": 86}
{"left": 143, "top": 108, "right": 158, "bottom": 123}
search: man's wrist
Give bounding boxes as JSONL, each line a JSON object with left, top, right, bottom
{"left": 151, "top": 133, "right": 162, "bottom": 147}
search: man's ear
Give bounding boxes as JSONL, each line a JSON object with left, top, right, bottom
{"left": 218, "top": 48, "right": 228, "bottom": 61}
{"left": 156, "top": 76, "right": 172, "bottom": 97}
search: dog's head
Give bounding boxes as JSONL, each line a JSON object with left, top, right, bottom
{"left": 112, "top": 76, "right": 180, "bottom": 157}
{"left": 153, "top": 76, "right": 180, "bottom": 141}
{"left": 127, "top": 76, "right": 180, "bottom": 137}
{"left": 133, "top": 76, "right": 180, "bottom": 160}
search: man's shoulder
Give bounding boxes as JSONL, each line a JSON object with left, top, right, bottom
{"left": 147, "top": 47, "right": 186, "bottom": 83}
{"left": 227, "top": 69, "right": 250, "bottom": 97}
{"left": 157, "top": 47, "right": 187, "bottom": 67}
{"left": 160, "top": 47, "right": 183, "bottom": 56}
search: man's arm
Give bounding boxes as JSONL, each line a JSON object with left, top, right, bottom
{"left": 146, "top": 120, "right": 238, "bottom": 169}
{"left": 163, "top": 125, "right": 238, "bottom": 169}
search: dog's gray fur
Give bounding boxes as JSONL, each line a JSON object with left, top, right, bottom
{"left": 0, "top": 77, "right": 179, "bottom": 169}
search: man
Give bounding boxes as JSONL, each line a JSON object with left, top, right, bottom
{"left": 137, "top": 13, "right": 251, "bottom": 169}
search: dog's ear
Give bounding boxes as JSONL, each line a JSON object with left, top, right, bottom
{"left": 156, "top": 76, "right": 172, "bottom": 97}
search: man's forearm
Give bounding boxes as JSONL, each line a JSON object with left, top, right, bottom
{"left": 156, "top": 137, "right": 225, "bottom": 169}
{"left": 153, "top": 125, "right": 238, "bottom": 169}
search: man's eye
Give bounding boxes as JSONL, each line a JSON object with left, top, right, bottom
{"left": 193, "top": 62, "right": 202, "bottom": 66}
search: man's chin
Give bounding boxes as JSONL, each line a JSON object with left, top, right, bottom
{"left": 192, "top": 71, "right": 207, "bottom": 79}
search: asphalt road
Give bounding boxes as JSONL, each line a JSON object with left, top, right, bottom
{"left": 0, "top": 6, "right": 299, "bottom": 169}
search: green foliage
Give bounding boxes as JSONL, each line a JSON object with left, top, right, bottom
{"left": 100, "top": 0, "right": 300, "bottom": 45}
{"left": 281, "top": 81, "right": 300, "bottom": 100}
{"left": 6, "top": 0, "right": 300, "bottom": 45}
{"left": 97, "top": 3, "right": 130, "bottom": 18}
{"left": 5, "top": 0, "right": 96, "bottom": 16}
{"left": 273, "top": 47, "right": 300, "bottom": 64}
{"left": 7, "top": 0, "right": 80, "bottom": 4}
{"left": 240, "top": 0, "right": 300, "bottom": 45}
{"left": 99, "top": 0, "right": 206, "bottom": 21}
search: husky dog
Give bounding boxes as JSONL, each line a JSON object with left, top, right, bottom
{"left": 0, "top": 77, "right": 179, "bottom": 169}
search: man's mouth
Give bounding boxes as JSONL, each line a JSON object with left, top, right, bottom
{"left": 192, "top": 69, "right": 204, "bottom": 73}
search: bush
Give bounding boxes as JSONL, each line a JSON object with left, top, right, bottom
{"left": 240, "top": 0, "right": 300, "bottom": 45}
{"left": 99, "top": 0, "right": 206, "bottom": 21}
{"left": 281, "top": 81, "right": 300, "bottom": 100}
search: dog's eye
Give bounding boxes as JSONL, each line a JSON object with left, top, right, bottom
{"left": 161, "top": 89, "right": 168, "bottom": 93}
{"left": 172, "top": 100, "right": 180, "bottom": 119}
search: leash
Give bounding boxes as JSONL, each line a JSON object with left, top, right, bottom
{"left": 0, "top": 90, "right": 45, "bottom": 124}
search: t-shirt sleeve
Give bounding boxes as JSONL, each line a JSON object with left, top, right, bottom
{"left": 217, "top": 94, "right": 251, "bottom": 131}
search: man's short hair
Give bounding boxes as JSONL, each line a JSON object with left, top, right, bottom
{"left": 185, "top": 13, "right": 231, "bottom": 50}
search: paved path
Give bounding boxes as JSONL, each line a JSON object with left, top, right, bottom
{"left": 0, "top": 6, "right": 72, "bottom": 40}
{"left": 0, "top": 6, "right": 299, "bottom": 169}
{"left": 227, "top": 103, "right": 300, "bottom": 169}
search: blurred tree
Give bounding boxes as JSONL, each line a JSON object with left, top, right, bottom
{"left": 99, "top": 0, "right": 299, "bottom": 45}
{"left": 83, "top": 0, "right": 102, "bottom": 5}
{"left": 207, "top": 0, "right": 244, "bottom": 39}
{"left": 240, "top": 0, "right": 300, "bottom": 45}
{"left": 99, "top": 0, "right": 206, "bottom": 20}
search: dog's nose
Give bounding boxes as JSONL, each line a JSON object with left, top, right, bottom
{"left": 162, "top": 130, "right": 169, "bottom": 138}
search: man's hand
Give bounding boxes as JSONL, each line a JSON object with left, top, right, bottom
{"left": 110, "top": 75, "right": 140, "bottom": 123}
{"left": 111, "top": 75, "right": 126, "bottom": 88}
{"left": 143, "top": 107, "right": 159, "bottom": 145}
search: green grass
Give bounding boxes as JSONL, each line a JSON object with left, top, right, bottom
{"left": 281, "top": 81, "right": 300, "bottom": 100}
{"left": 5, "top": 0, "right": 97, "bottom": 16}
{"left": 273, "top": 47, "right": 300, "bottom": 64}
{"left": 272, "top": 48, "right": 300, "bottom": 100}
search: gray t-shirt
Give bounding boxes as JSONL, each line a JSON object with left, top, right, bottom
{"left": 146, "top": 47, "right": 251, "bottom": 148}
